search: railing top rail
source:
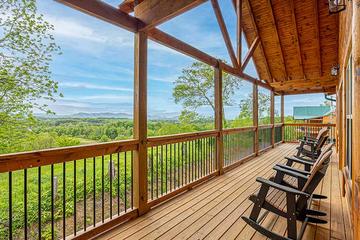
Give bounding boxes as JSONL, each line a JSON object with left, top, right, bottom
{"left": 258, "top": 124, "right": 274, "bottom": 129}
{"left": 0, "top": 139, "right": 139, "bottom": 173}
{"left": 284, "top": 123, "right": 336, "bottom": 127}
{"left": 147, "top": 130, "right": 218, "bottom": 147}
{"left": 274, "top": 123, "right": 284, "bottom": 127}
{"left": 223, "top": 126, "right": 256, "bottom": 134}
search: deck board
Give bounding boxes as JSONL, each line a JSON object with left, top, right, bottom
{"left": 98, "top": 144, "right": 350, "bottom": 240}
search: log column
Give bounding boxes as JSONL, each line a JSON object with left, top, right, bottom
{"left": 253, "top": 83, "right": 259, "bottom": 155}
{"left": 133, "top": 31, "right": 149, "bottom": 215}
{"left": 270, "top": 91, "right": 275, "bottom": 147}
{"left": 215, "top": 63, "right": 224, "bottom": 175}
{"left": 352, "top": 1, "right": 360, "bottom": 237}
{"left": 281, "top": 94, "right": 285, "bottom": 143}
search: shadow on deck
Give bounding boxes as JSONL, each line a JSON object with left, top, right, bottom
{"left": 98, "top": 144, "right": 351, "bottom": 240}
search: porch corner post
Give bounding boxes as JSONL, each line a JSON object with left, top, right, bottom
{"left": 253, "top": 83, "right": 259, "bottom": 155}
{"left": 133, "top": 31, "right": 149, "bottom": 215}
{"left": 270, "top": 91, "right": 275, "bottom": 148}
{"left": 352, "top": 1, "right": 360, "bottom": 238}
{"left": 281, "top": 94, "right": 285, "bottom": 143}
{"left": 215, "top": 62, "right": 224, "bottom": 175}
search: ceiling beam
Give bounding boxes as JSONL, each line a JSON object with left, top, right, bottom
{"left": 242, "top": 0, "right": 273, "bottom": 82}
{"left": 241, "top": 36, "right": 260, "bottom": 71}
{"left": 211, "top": 0, "right": 239, "bottom": 68}
{"left": 236, "top": 0, "right": 242, "bottom": 66}
{"left": 267, "top": 0, "right": 288, "bottom": 79}
{"left": 134, "top": 0, "right": 207, "bottom": 30}
{"left": 56, "top": 0, "right": 273, "bottom": 91}
{"left": 56, "top": 0, "right": 141, "bottom": 32}
{"left": 283, "top": 87, "right": 336, "bottom": 95}
{"left": 313, "top": 0, "right": 322, "bottom": 77}
{"left": 289, "top": 0, "right": 305, "bottom": 79}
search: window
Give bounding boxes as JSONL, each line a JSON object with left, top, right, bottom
{"left": 345, "top": 55, "right": 353, "bottom": 178}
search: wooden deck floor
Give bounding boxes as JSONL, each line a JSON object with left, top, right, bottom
{"left": 98, "top": 144, "right": 352, "bottom": 240}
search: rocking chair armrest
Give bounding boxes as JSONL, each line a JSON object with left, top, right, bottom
{"left": 291, "top": 155, "right": 315, "bottom": 162}
{"left": 299, "top": 138, "right": 317, "bottom": 145}
{"left": 273, "top": 165, "right": 309, "bottom": 180}
{"left": 285, "top": 156, "right": 315, "bottom": 166}
{"left": 275, "top": 164, "right": 311, "bottom": 175}
{"left": 256, "top": 177, "right": 310, "bottom": 197}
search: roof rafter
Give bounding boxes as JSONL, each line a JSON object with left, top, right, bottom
{"left": 241, "top": 36, "right": 260, "bottom": 72}
{"left": 56, "top": 0, "right": 272, "bottom": 91}
{"left": 56, "top": 0, "right": 141, "bottom": 32}
{"left": 236, "top": 0, "right": 242, "bottom": 66}
{"left": 134, "top": 0, "right": 207, "bottom": 31}
{"left": 211, "top": 0, "right": 239, "bottom": 68}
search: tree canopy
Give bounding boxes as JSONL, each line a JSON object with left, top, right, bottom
{"left": 173, "top": 62, "right": 242, "bottom": 120}
{"left": 0, "top": 0, "right": 61, "bottom": 126}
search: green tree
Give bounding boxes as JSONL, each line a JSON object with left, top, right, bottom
{"left": 173, "top": 62, "right": 242, "bottom": 125}
{"left": 0, "top": 0, "right": 61, "bottom": 126}
{"left": 232, "top": 92, "right": 271, "bottom": 127}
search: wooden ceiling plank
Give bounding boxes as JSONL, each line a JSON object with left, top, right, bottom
{"left": 289, "top": 0, "right": 305, "bottom": 79}
{"left": 267, "top": 0, "right": 288, "bottom": 79}
{"left": 243, "top": 0, "right": 273, "bottom": 82}
{"left": 134, "top": 0, "right": 206, "bottom": 30}
{"left": 314, "top": 0, "right": 322, "bottom": 76}
{"left": 211, "top": 0, "right": 239, "bottom": 68}
{"left": 241, "top": 36, "right": 260, "bottom": 71}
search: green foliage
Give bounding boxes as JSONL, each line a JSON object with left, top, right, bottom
{"left": 173, "top": 62, "right": 242, "bottom": 120}
{"left": 0, "top": 0, "right": 61, "bottom": 124}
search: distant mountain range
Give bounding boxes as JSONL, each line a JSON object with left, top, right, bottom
{"left": 35, "top": 112, "right": 179, "bottom": 120}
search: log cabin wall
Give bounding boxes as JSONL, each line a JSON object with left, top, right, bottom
{"left": 337, "top": 0, "right": 360, "bottom": 238}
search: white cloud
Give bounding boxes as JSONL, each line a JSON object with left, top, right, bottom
{"left": 73, "top": 94, "right": 133, "bottom": 101}
{"left": 59, "top": 82, "right": 133, "bottom": 92}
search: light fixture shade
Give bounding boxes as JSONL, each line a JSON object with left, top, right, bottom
{"left": 328, "top": 0, "right": 346, "bottom": 14}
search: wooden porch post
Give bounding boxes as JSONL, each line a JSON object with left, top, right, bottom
{"left": 253, "top": 83, "right": 259, "bottom": 155}
{"left": 133, "top": 31, "right": 149, "bottom": 215}
{"left": 352, "top": 1, "right": 360, "bottom": 237}
{"left": 215, "top": 63, "right": 224, "bottom": 175}
{"left": 270, "top": 91, "right": 275, "bottom": 147}
{"left": 281, "top": 94, "right": 285, "bottom": 143}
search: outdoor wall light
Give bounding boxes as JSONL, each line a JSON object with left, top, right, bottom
{"left": 328, "top": 0, "right": 347, "bottom": 14}
{"left": 331, "top": 64, "right": 340, "bottom": 76}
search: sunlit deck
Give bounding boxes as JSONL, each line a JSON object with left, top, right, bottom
{"left": 99, "top": 143, "right": 351, "bottom": 240}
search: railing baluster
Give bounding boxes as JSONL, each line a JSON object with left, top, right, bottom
{"left": 9, "top": 172, "right": 12, "bottom": 240}
{"left": 63, "top": 162, "right": 66, "bottom": 238}
{"left": 93, "top": 157, "right": 96, "bottom": 226}
{"left": 24, "top": 169, "right": 27, "bottom": 240}
{"left": 110, "top": 154, "right": 113, "bottom": 219}
{"left": 51, "top": 164, "right": 55, "bottom": 239}
{"left": 101, "top": 155, "right": 104, "bottom": 222}
{"left": 117, "top": 153, "right": 120, "bottom": 215}
{"left": 124, "top": 152, "right": 127, "bottom": 211}
{"left": 151, "top": 147, "right": 154, "bottom": 200}
{"left": 156, "top": 146, "right": 159, "bottom": 198}
{"left": 74, "top": 161, "right": 77, "bottom": 236}
{"left": 38, "top": 167, "right": 42, "bottom": 240}
{"left": 131, "top": 151, "right": 134, "bottom": 209}
{"left": 84, "top": 158, "right": 87, "bottom": 229}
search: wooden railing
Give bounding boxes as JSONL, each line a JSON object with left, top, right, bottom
{"left": 0, "top": 140, "right": 138, "bottom": 240}
{"left": 223, "top": 127, "right": 256, "bottom": 168}
{"left": 146, "top": 130, "right": 218, "bottom": 207}
{"left": 283, "top": 123, "right": 336, "bottom": 143}
{"left": 0, "top": 125, "right": 289, "bottom": 239}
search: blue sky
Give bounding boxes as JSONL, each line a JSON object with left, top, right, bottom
{"left": 36, "top": 0, "right": 327, "bottom": 119}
